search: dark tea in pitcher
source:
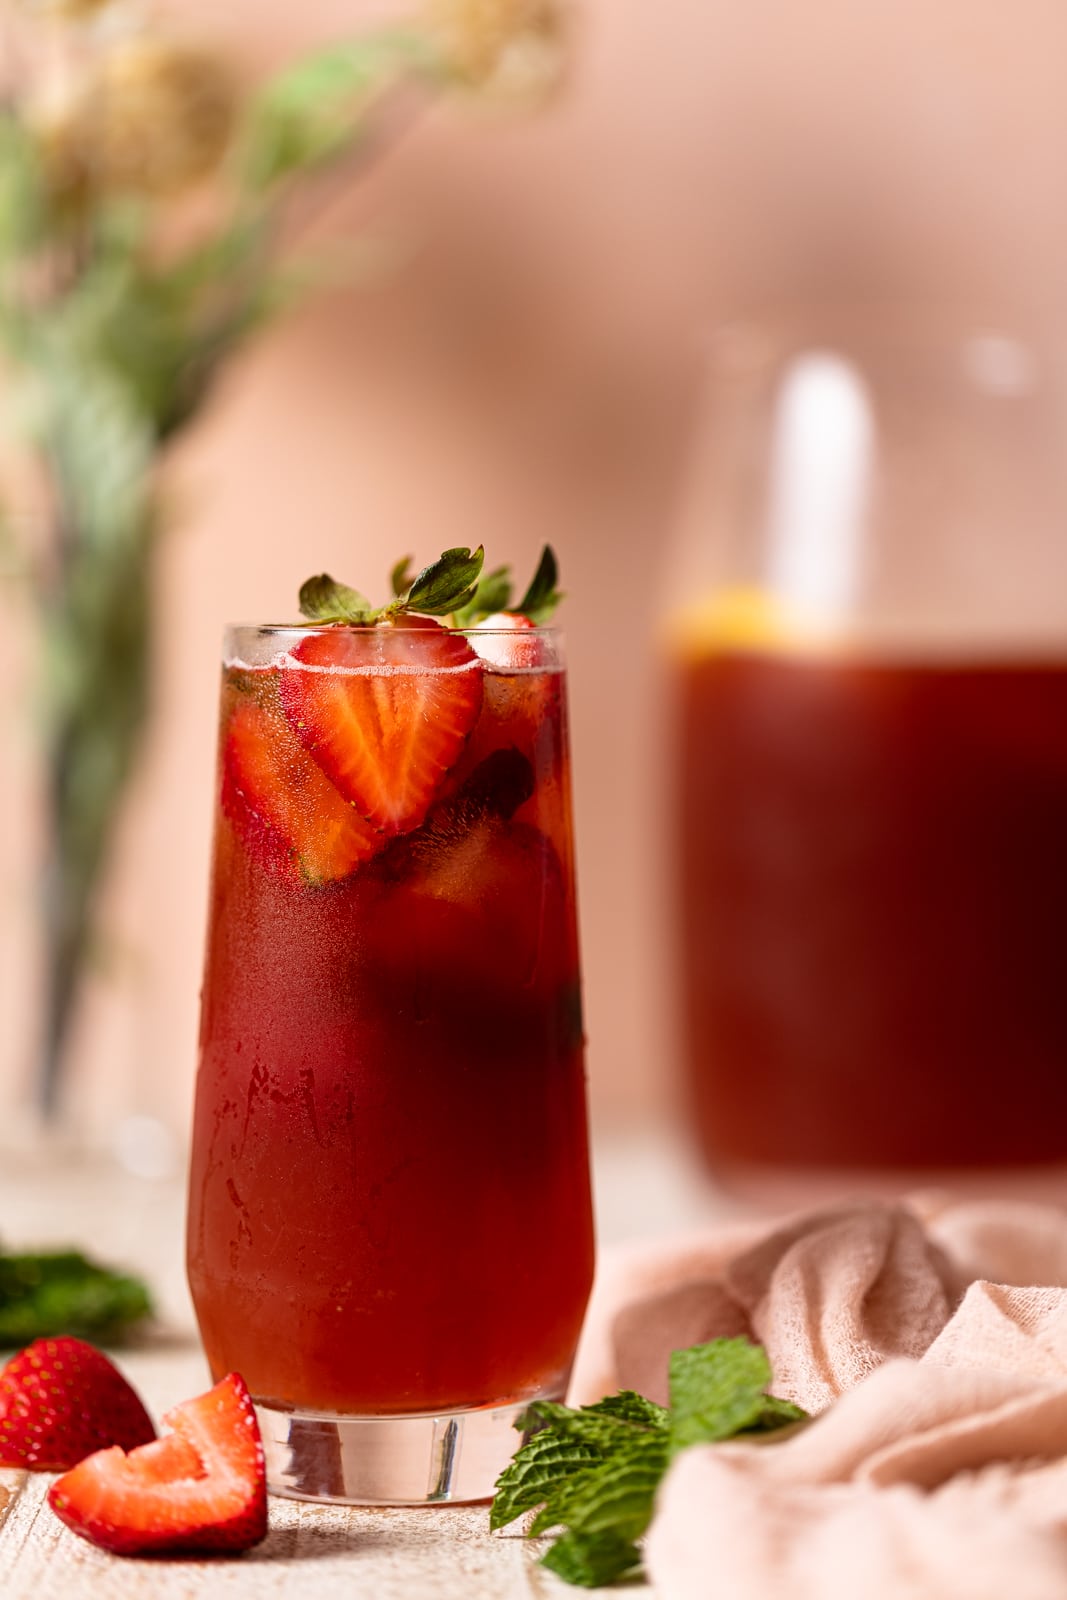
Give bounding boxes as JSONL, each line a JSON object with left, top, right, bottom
{"left": 679, "top": 645, "right": 1067, "bottom": 1188}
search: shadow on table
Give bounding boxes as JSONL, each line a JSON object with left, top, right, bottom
{"left": 245, "top": 1504, "right": 503, "bottom": 1565}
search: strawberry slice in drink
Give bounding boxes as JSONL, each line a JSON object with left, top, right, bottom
{"left": 223, "top": 681, "right": 381, "bottom": 884}
{"left": 468, "top": 612, "right": 545, "bottom": 671}
{"left": 48, "top": 1372, "right": 267, "bottom": 1557}
{"left": 278, "top": 615, "right": 483, "bottom": 835}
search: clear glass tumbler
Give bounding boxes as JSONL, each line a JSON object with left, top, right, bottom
{"left": 187, "top": 620, "right": 593, "bottom": 1503}
{"left": 666, "top": 312, "right": 1067, "bottom": 1204}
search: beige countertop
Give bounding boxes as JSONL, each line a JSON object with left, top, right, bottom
{"left": 0, "top": 1133, "right": 729, "bottom": 1599}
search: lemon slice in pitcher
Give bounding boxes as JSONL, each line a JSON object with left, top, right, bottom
{"left": 664, "top": 586, "right": 845, "bottom": 659}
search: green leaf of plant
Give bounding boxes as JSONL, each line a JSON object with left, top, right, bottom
{"left": 298, "top": 573, "right": 373, "bottom": 623}
{"left": 517, "top": 543, "right": 563, "bottom": 623}
{"left": 490, "top": 1429, "right": 604, "bottom": 1532}
{"left": 518, "top": 1398, "right": 666, "bottom": 1451}
{"left": 404, "top": 545, "right": 484, "bottom": 615}
{"left": 390, "top": 555, "right": 414, "bottom": 599}
{"left": 453, "top": 564, "right": 514, "bottom": 626}
{"left": 668, "top": 1337, "right": 776, "bottom": 1456}
{"left": 745, "top": 1393, "right": 808, "bottom": 1432}
{"left": 240, "top": 33, "right": 429, "bottom": 192}
{"left": 540, "top": 1530, "right": 644, "bottom": 1589}
{"left": 0, "top": 1250, "right": 153, "bottom": 1346}
{"left": 492, "top": 1337, "right": 805, "bottom": 1589}
{"left": 584, "top": 1391, "right": 670, "bottom": 1430}
{"left": 535, "top": 1433, "right": 669, "bottom": 1541}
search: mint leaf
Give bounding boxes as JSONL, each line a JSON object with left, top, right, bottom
{"left": 404, "top": 545, "right": 485, "bottom": 615}
{"left": 491, "top": 1337, "right": 805, "bottom": 1588}
{"left": 298, "top": 573, "right": 373, "bottom": 623}
{"left": 749, "top": 1394, "right": 807, "bottom": 1432}
{"left": 390, "top": 556, "right": 414, "bottom": 599}
{"left": 531, "top": 1433, "right": 669, "bottom": 1539}
{"left": 519, "top": 1398, "right": 665, "bottom": 1449}
{"left": 490, "top": 1429, "right": 603, "bottom": 1532}
{"left": 453, "top": 564, "right": 514, "bottom": 626}
{"left": 297, "top": 544, "right": 560, "bottom": 629}
{"left": 0, "top": 1250, "right": 153, "bottom": 1346}
{"left": 585, "top": 1391, "right": 670, "bottom": 1429}
{"left": 541, "top": 1530, "right": 643, "bottom": 1589}
{"left": 668, "top": 1338, "right": 773, "bottom": 1456}
{"left": 517, "top": 544, "right": 563, "bottom": 623}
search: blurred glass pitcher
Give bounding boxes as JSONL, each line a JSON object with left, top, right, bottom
{"left": 666, "top": 310, "right": 1067, "bottom": 1203}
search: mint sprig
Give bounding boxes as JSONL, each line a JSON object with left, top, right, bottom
{"left": 299, "top": 543, "right": 565, "bottom": 628}
{"left": 299, "top": 546, "right": 485, "bottom": 625}
{"left": 516, "top": 544, "right": 564, "bottom": 624}
{"left": 0, "top": 1249, "right": 154, "bottom": 1347}
{"left": 491, "top": 1337, "right": 806, "bottom": 1588}
{"left": 298, "top": 573, "right": 374, "bottom": 624}
{"left": 401, "top": 545, "right": 484, "bottom": 615}
{"left": 454, "top": 543, "right": 563, "bottom": 626}
{"left": 453, "top": 563, "right": 513, "bottom": 624}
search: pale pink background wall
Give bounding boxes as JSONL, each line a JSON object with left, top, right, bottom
{"left": 4, "top": 0, "right": 1067, "bottom": 1151}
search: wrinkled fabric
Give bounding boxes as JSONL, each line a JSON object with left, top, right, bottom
{"left": 567, "top": 1197, "right": 1067, "bottom": 1599}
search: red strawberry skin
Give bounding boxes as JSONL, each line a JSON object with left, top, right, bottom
{"left": 278, "top": 616, "right": 483, "bottom": 836}
{"left": 48, "top": 1371, "right": 266, "bottom": 1557}
{"left": 0, "top": 1338, "right": 155, "bottom": 1471}
{"left": 222, "top": 678, "right": 381, "bottom": 884}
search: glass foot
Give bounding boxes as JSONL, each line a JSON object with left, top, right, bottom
{"left": 256, "top": 1396, "right": 549, "bottom": 1506}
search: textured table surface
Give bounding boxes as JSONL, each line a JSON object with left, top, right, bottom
{"left": 0, "top": 1135, "right": 725, "bottom": 1598}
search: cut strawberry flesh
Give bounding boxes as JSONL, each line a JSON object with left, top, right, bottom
{"left": 278, "top": 616, "right": 483, "bottom": 835}
{"left": 223, "top": 679, "right": 381, "bottom": 884}
{"left": 48, "top": 1372, "right": 266, "bottom": 1557}
{"left": 0, "top": 1338, "right": 155, "bottom": 1471}
{"left": 469, "top": 612, "right": 544, "bottom": 671}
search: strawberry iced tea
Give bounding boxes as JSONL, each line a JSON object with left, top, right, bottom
{"left": 187, "top": 618, "right": 593, "bottom": 1502}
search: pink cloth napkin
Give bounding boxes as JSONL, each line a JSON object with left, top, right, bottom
{"left": 568, "top": 1197, "right": 1067, "bottom": 1599}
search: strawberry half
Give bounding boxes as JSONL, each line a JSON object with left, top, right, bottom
{"left": 468, "top": 612, "right": 544, "bottom": 671}
{"left": 0, "top": 1338, "right": 155, "bottom": 1471}
{"left": 222, "top": 680, "right": 381, "bottom": 883}
{"left": 48, "top": 1372, "right": 267, "bottom": 1557}
{"left": 278, "top": 615, "right": 484, "bottom": 835}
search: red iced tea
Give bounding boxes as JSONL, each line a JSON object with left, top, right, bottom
{"left": 679, "top": 648, "right": 1067, "bottom": 1183}
{"left": 187, "top": 623, "right": 593, "bottom": 1416}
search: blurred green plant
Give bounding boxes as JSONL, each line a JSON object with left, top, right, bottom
{"left": 0, "top": 0, "right": 568, "bottom": 1117}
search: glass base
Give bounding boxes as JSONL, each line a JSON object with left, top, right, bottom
{"left": 256, "top": 1396, "right": 548, "bottom": 1506}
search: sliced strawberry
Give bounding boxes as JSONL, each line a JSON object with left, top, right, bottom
{"left": 278, "top": 616, "right": 483, "bottom": 835}
{"left": 0, "top": 1338, "right": 155, "bottom": 1471}
{"left": 468, "top": 612, "right": 544, "bottom": 671}
{"left": 48, "top": 1371, "right": 266, "bottom": 1557}
{"left": 223, "top": 680, "right": 381, "bottom": 884}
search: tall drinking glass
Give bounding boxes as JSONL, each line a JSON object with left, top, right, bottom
{"left": 187, "top": 621, "right": 593, "bottom": 1504}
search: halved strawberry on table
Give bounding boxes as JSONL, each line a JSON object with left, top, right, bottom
{"left": 48, "top": 1371, "right": 267, "bottom": 1557}
{"left": 223, "top": 681, "right": 381, "bottom": 884}
{"left": 0, "top": 1337, "right": 155, "bottom": 1471}
{"left": 278, "top": 616, "right": 484, "bottom": 836}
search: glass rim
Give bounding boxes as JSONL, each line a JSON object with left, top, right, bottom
{"left": 224, "top": 621, "right": 564, "bottom": 638}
